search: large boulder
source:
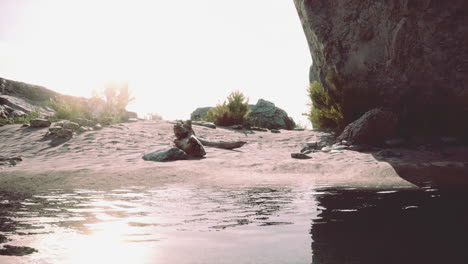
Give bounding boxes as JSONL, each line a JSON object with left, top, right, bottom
{"left": 294, "top": 0, "right": 468, "bottom": 137}
{"left": 338, "top": 108, "right": 398, "bottom": 145}
{"left": 248, "top": 99, "right": 295, "bottom": 130}
{"left": 190, "top": 107, "right": 212, "bottom": 121}
{"left": 142, "top": 147, "right": 188, "bottom": 162}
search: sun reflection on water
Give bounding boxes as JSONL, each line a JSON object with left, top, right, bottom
{"left": 1, "top": 186, "right": 315, "bottom": 264}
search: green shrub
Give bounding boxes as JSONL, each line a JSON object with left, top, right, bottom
{"left": 306, "top": 71, "right": 377, "bottom": 132}
{"left": 306, "top": 81, "right": 344, "bottom": 131}
{"left": 48, "top": 82, "right": 135, "bottom": 124}
{"left": 48, "top": 96, "right": 90, "bottom": 121}
{"left": 206, "top": 91, "right": 250, "bottom": 126}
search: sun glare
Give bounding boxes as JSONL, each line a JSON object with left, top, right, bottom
{"left": 1, "top": 0, "right": 311, "bottom": 123}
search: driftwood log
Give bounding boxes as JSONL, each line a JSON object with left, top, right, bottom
{"left": 173, "top": 121, "right": 246, "bottom": 154}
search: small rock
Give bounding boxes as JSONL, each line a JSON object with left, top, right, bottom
{"left": 93, "top": 123, "right": 103, "bottom": 130}
{"left": 301, "top": 146, "right": 311, "bottom": 153}
{"left": 0, "top": 124, "right": 4, "bottom": 127}
{"left": 230, "top": 125, "right": 244, "bottom": 130}
{"left": 270, "top": 129, "right": 280, "bottom": 133}
{"left": 29, "top": 118, "right": 51, "bottom": 128}
{"left": 11, "top": 110, "right": 26, "bottom": 118}
{"left": 251, "top": 127, "right": 268, "bottom": 132}
{"left": 376, "top": 150, "right": 402, "bottom": 158}
{"left": 440, "top": 137, "right": 457, "bottom": 144}
{"left": 321, "top": 146, "right": 333, "bottom": 152}
{"left": 302, "top": 149, "right": 314, "bottom": 154}
{"left": 21, "top": 124, "right": 29, "bottom": 128}
{"left": 331, "top": 143, "right": 348, "bottom": 151}
{"left": 54, "top": 120, "right": 80, "bottom": 131}
{"left": 48, "top": 127, "right": 73, "bottom": 138}
{"left": 71, "top": 118, "right": 96, "bottom": 127}
{"left": 293, "top": 128, "right": 305, "bottom": 131}
{"left": 348, "top": 145, "right": 368, "bottom": 152}
{"left": 192, "top": 121, "right": 216, "bottom": 129}
{"left": 340, "top": 140, "right": 351, "bottom": 146}
{"left": 142, "top": 147, "right": 189, "bottom": 162}
{"left": 291, "top": 153, "right": 312, "bottom": 159}
{"left": 99, "top": 117, "right": 113, "bottom": 126}
{"left": 385, "top": 138, "right": 405, "bottom": 146}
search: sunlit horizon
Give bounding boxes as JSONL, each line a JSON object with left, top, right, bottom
{"left": 0, "top": 0, "right": 311, "bottom": 126}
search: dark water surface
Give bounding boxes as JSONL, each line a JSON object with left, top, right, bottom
{"left": 0, "top": 185, "right": 467, "bottom": 263}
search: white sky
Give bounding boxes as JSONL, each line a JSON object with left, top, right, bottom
{"left": 0, "top": 0, "right": 312, "bottom": 126}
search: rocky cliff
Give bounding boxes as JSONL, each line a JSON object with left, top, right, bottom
{"left": 294, "top": 0, "right": 468, "bottom": 137}
{"left": 0, "top": 77, "right": 58, "bottom": 119}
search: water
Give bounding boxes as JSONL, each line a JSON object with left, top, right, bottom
{"left": 0, "top": 186, "right": 467, "bottom": 263}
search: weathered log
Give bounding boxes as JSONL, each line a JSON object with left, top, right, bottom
{"left": 173, "top": 120, "right": 246, "bottom": 153}
{"left": 197, "top": 138, "right": 246, "bottom": 150}
{"left": 192, "top": 121, "right": 216, "bottom": 129}
{"left": 174, "top": 135, "right": 206, "bottom": 157}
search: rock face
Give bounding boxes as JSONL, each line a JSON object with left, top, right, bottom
{"left": 294, "top": 0, "right": 468, "bottom": 137}
{"left": 338, "top": 108, "right": 398, "bottom": 145}
{"left": 248, "top": 99, "right": 295, "bottom": 130}
{"left": 190, "top": 107, "right": 212, "bottom": 121}
{"left": 142, "top": 148, "right": 188, "bottom": 162}
{"left": 0, "top": 95, "right": 55, "bottom": 119}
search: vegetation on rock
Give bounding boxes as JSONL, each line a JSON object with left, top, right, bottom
{"left": 206, "top": 91, "right": 250, "bottom": 126}
{"left": 306, "top": 71, "right": 377, "bottom": 132}
{"left": 306, "top": 81, "right": 343, "bottom": 131}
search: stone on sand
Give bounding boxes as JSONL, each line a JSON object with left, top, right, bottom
{"left": 29, "top": 118, "right": 51, "bottom": 128}
{"left": 142, "top": 147, "right": 188, "bottom": 162}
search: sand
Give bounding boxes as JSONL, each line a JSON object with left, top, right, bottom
{"left": 0, "top": 120, "right": 420, "bottom": 193}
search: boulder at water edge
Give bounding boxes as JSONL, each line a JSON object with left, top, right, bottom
{"left": 338, "top": 108, "right": 398, "bottom": 145}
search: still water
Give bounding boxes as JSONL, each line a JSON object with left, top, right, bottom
{"left": 0, "top": 186, "right": 467, "bottom": 264}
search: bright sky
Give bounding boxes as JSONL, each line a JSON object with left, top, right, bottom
{"left": 0, "top": 0, "right": 312, "bottom": 126}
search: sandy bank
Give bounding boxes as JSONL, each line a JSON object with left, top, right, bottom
{"left": 1, "top": 120, "right": 420, "bottom": 192}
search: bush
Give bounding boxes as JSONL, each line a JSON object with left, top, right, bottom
{"left": 206, "top": 91, "right": 250, "bottom": 126}
{"left": 306, "top": 81, "right": 344, "bottom": 131}
{"left": 48, "top": 96, "right": 91, "bottom": 121}
{"left": 306, "top": 70, "right": 378, "bottom": 132}
{"left": 48, "top": 82, "right": 135, "bottom": 123}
